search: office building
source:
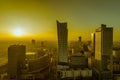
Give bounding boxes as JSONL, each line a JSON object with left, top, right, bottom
{"left": 31, "top": 39, "right": 36, "bottom": 44}
{"left": 91, "top": 33, "right": 95, "bottom": 54}
{"left": 57, "top": 20, "right": 68, "bottom": 64}
{"left": 78, "top": 36, "right": 82, "bottom": 42}
{"left": 94, "top": 24, "right": 113, "bottom": 80}
{"left": 8, "top": 45, "right": 26, "bottom": 80}
{"left": 69, "top": 53, "right": 88, "bottom": 69}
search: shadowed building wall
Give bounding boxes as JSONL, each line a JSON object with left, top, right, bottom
{"left": 8, "top": 45, "right": 26, "bottom": 80}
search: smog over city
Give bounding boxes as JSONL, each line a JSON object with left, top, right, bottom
{"left": 0, "top": 0, "right": 120, "bottom": 80}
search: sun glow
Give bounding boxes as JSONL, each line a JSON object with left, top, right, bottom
{"left": 13, "top": 28, "right": 23, "bottom": 36}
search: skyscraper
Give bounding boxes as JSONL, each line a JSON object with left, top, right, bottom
{"left": 78, "top": 36, "right": 82, "bottom": 42}
{"left": 8, "top": 45, "right": 26, "bottom": 80}
{"left": 91, "top": 33, "right": 95, "bottom": 55}
{"left": 57, "top": 20, "right": 68, "bottom": 65}
{"left": 94, "top": 24, "right": 113, "bottom": 79}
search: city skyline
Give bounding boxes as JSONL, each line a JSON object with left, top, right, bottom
{"left": 0, "top": 0, "right": 120, "bottom": 41}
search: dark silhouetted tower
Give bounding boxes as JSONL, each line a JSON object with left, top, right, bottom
{"left": 31, "top": 39, "right": 36, "bottom": 44}
{"left": 78, "top": 36, "right": 82, "bottom": 42}
{"left": 57, "top": 20, "right": 68, "bottom": 64}
{"left": 8, "top": 45, "right": 26, "bottom": 80}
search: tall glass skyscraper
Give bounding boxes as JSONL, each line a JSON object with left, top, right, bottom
{"left": 94, "top": 24, "right": 113, "bottom": 80}
{"left": 57, "top": 20, "right": 68, "bottom": 64}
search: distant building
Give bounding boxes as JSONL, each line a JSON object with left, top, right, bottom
{"left": 57, "top": 20, "right": 68, "bottom": 65}
{"left": 91, "top": 33, "right": 95, "bottom": 55}
{"left": 59, "top": 69, "right": 92, "bottom": 80}
{"left": 69, "top": 53, "right": 88, "bottom": 69}
{"left": 8, "top": 45, "right": 26, "bottom": 80}
{"left": 31, "top": 39, "right": 36, "bottom": 44}
{"left": 112, "top": 49, "right": 120, "bottom": 74}
{"left": 113, "top": 49, "right": 120, "bottom": 63}
{"left": 78, "top": 36, "right": 82, "bottom": 42}
{"left": 41, "top": 41, "right": 45, "bottom": 47}
{"left": 94, "top": 24, "right": 113, "bottom": 80}
{"left": 27, "top": 52, "right": 49, "bottom": 73}
{"left": 78, "top": 36, "right": 84, "bottom": 52}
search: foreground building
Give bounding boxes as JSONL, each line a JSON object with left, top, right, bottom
{"left": 57, "top": 20, "right": 68, "bottom": 66}
{"left": 8, "top": 45, "right": 26, "bottom": 80}
{"left": 94, "top": 24, "right": 113, "bottom": 80}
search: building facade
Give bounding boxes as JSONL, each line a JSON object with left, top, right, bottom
{"left": 8, "top": 45, "right": 26, "bottom": 80}
{"left": 94, "top": 24, "right": 113, "bottom": 80}
{"left": 57, "top": 20, "right": 68, "bottom": 64}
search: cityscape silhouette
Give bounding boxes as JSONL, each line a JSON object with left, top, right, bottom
{"left": 0, "top": 0, "right": 120, "bottom": 80}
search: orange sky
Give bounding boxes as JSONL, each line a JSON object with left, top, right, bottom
{"left": 0, "top": 0, "right": 120, "bottom": 41}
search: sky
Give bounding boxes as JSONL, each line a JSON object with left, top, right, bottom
{"left": 0, "top": 0, "right": 120, "bottom": 41}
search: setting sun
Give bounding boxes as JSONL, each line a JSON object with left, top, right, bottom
{"left": 13, "top": 28, "right": 23, "bottom": 36}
